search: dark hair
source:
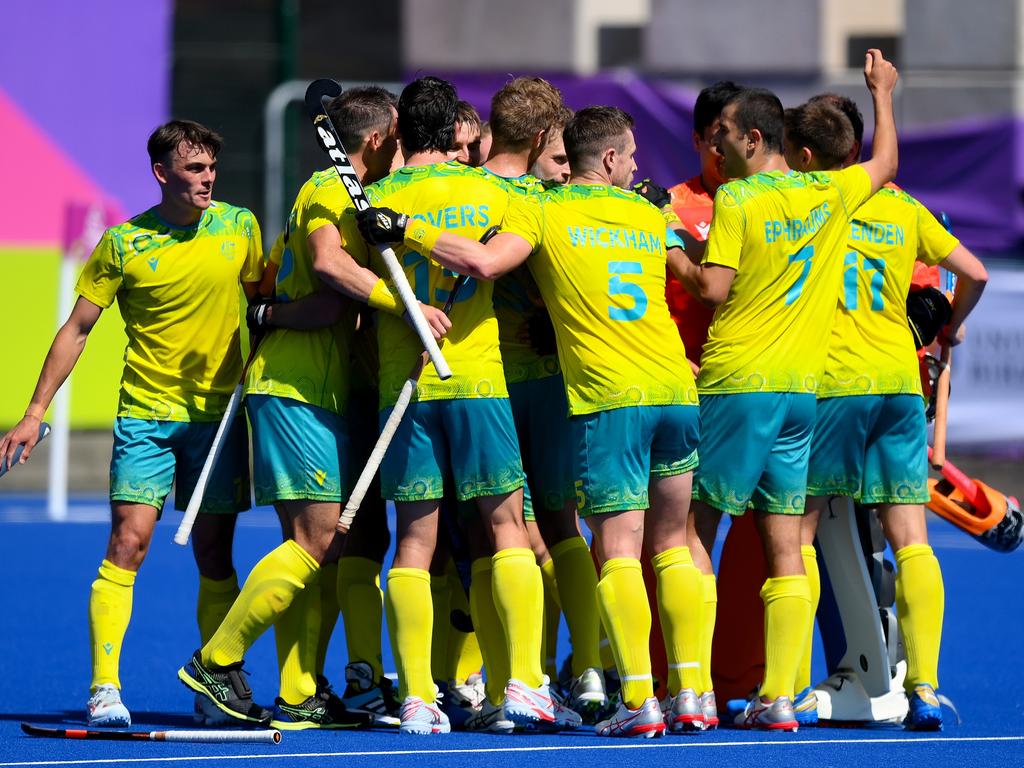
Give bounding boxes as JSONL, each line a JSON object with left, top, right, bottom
{"left": 398, "top": 76, "right": 458, "bottom": 154}
{"left": 563, "top": 106, "right": 635, "bottom": 172}
{"left": 456, "top": 100, "right": 482, "bottom": 130}
{"left": 147, "top": 120, "right": 222, "bottom": 165}
{"left": 808, "top": 92, "right": 864, "bottom": 146}
{"left": 693, "top": 81, "right": 742, "bottom": 136}
{"left": 784, "top": 102, "right": 855, "bottom": 170}
{"left": 327, "top": 86, "right": 397, "bottom": 151}
{"left": 489, "top": 76, "right": 564, "bottom": 149}
{"left": 725, "top": 88, "right": 785, "bottom": 155}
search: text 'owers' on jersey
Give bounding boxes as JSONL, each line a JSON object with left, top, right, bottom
{"left": 76, "top": 202, "right": 263, "bottom": 422}
{"left": 502, "top": 183, "right": 698, "bottom": 416}
{"left": 697, "top": 165, "right": 872, "bottom": 395}
{"left": 348, "top": 161, "right": 537, "bottom": 409}
{"left": 245, "top": 169, "right": 358, "bottom": 415}
{"left": 819, "top": 185, "right": 958, "bottom": 398}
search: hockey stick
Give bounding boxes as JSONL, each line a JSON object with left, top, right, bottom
{"left": 930, "top": 212, "right": 957, "bottom": 470}
{"left": 21, "top": 722, "right": 281, "bottom": 744}
{"left": 337, "top": 226, "right": 498, "bottom": 533}
{"left": 0, "top": 422, "right": 50, "bottom": 479}
{"left": 173, "top": 341, "right": 260, "bottom": 546}
{"left": 304, "top": 78, "right": 451, "bottom": 380}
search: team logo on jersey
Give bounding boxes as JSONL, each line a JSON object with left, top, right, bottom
{"left": 313, "top": 468, "right": 327, "bottom": 487}
{"left": 696, "top": 221, "right": 711, "bottom": 240}
{"left": 221, "top": 241, "right": 237, "bottom": 259}
{"left": 147, "top": 256, "right": 160, "bottom": 272}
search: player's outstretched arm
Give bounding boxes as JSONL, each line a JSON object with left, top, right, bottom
{"left": 939, "top": 243, "right": 989, "bottom": 345}
{"left": 248, "top": 288, "right": 348, "bottom": 333}
{"left": 859, "top": 48, "right": 899, "bottom": 195}
{"left": 0, "top": 296, "right": 102, "bottom": 470}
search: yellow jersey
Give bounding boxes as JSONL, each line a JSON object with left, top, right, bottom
{"left": 76, "top": 202, "right": 263, "bottom": 421}
{"left": 698, "top": 166, "right": 873, "bottom": 395}
{"left": 502, "top": 183, "right": 697, "bottom": 416}
{"left": 818, "top": 187, "right": 958, "bottom": 397}
{"left": 352, "top": 161, "right": 533, "bottom": 408}
{"left": 244, "top": 170, "right": 355, "bottom": 415}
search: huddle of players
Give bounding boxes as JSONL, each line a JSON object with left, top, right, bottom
{"left": 2, "top": 48, "right": 986, "bottom": 737}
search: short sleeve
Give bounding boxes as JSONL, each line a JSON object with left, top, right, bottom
{"left": 916, "top": 204, "right": 959, "bottom": 267}
{"left": 268, "top": 230, "right": 285, "bottom": 268}
{"left": 240, "top": 210, "right": 264, "bottom": 282}
{"left": 832, "top": 165, "right": 873, "bottom": 217}
{"left": 74, "top": 229, "right": 122, "bottom": 309}
{"left": 703, "top": 187, "right": 745, "bottom": 270}
{"left": 338, "top": 210, "right": 371, "bottom": 268}
{"left": 501, "top": 194, "right": 543, "bottom": 250}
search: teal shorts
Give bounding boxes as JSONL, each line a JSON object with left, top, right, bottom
{"left": 509, "top": 374, "right": 572, "bottom": 521}
{"left": 109, "top": 416, "right": 250, "bottom": 515}
{"left": 571, "top": 404, "right": 699, "bottom": 517}
{"left": 807, "top": 394, "right": 929, "bottom": 504}
{"left": 379, "top": 397, "right": 525, "bottom": 502}
{"left": 247, "top": 394, "right": 349, "bottom": 505}
{"left": 693, "top": 392, "right": 815, "bottom": 516}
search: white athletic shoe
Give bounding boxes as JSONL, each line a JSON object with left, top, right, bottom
{"left": 699, "top": 691, "right": 720, "bottom": 729}
{"left": 466, "top": 672, "right": 487, "bottom": 707}
{"left": 568, "top": 667, "right": 607, "bottom": 720}
{"left": 502, "top": 677, "right": 557, "bottom": 731}
{"left": 551, "top": 689, "right": 584, "bottom": 730}
{"left": 86, "top": 684, "right": 131, "bottom": 727}
{"left": 595, "top": 697, "right": 666, "bottom": 738}
{"left": 398, "top": 695, "right": 451, "bottom": 735}
{"left": 465, "top": 698, "right": 515, "bottom": 733}
{"left": 439, "top": 679, "right": 480, "bottom": 730}
{"left": 661, "top": 688, "right": 706, "bottom": 733}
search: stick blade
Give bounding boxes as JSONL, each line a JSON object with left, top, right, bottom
{"left": 304, "top": 78, "right": 342, "bottom": 119}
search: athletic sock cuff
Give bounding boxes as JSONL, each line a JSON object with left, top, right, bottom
{"left": 471, "top": 557, "right": 492, "bottom": 578}
{"left": 800, "top": 544, "right": 817, "bottom": 559}
{"left": 760, "top": 575, "right": 811, "bottom": 605}
{"left": 198, "top": 572, "right": 239, "bottom": 594}
{"left": 492, "top": 547, "right": 534, "bottom": 566}
{"left": 387, "top": 567, "right": 431, "bottom": 585}
{"left": 895, "top": 543, "right": 934, "bottom": 564}
{"left": 651, "top": 546, "right": 693, "bottom": 572}
{"left": 702, "top": 573, "right": 718, "bottom": 602}
{"left": 600, "top": 557, "right": 641, "bottom": 580}
{"left": 98, "top": 559, "right": 136, "bottom": 587}
{"left": 549, "top": 536, "right": 588, "bottom": 559}
{"left": 282, "top": 539, "right": 320, "bottom": 574}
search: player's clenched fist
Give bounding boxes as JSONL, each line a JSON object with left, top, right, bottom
{"left": 864, "top": 48, "right": 898, "bottom": 95}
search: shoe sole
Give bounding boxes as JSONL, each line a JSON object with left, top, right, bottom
{"left": 505, "top": 709, "right": 559, "bottom": 732}
{"left": 177, "top": 667, "right": 268, "bottom": 725}
{"left": 399, "top": 725, "right": 452, "bottom": 735}
{"left": 669, "top": 716, "right": 707, "bottom": 733}
{"left": 87, "top": 713, "right": 131, "bottom": 728}
{"left": 599, "top": 723, "right": 666, "bottom": 738}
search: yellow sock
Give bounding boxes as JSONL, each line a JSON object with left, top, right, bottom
{"left": 492, "top": 547, "right": 544, "bottom": 688}
{"left": 430, "top": 571, "right": 452, "bottom": 682}
{"left": 197, "top": 572, "right": 239, "bottom": 647}
{"left": 759, "top": 575, "right": 811, "bottom": 701}
{"left": 550, "top": 536, "right": 602, "bottom": 674}
{"left": 652, "top": 547, "right": 704, "bottom": 694}
{"left": 202, "top": 540, "right": 318, "bottom": 667}
{"left": 445, "top": 561, "right": 482, "bottom": 684}
{"left": 700, "top": 573, "right": 717, "bottom": 694}
{"left": 597, "top": 558, "right": 652, "bottom": 709}
{"left": 89, "top": 559, "right": 135, "bottom": 690}
{"left": 796, "top": 545, "right": 820, "bottom": 693}
{"left": 337, "top": 556, "right": 384, "bottom": 679}
{"left": 470, "top": 557, "right": 509, "bottom": 705}
{"left": 539, "top": 558, "right": 561, "bottom": 680}
{"left": 599, "top": 626, "right": 616, "bottom": 673}
{"left": 895, "top": 544, "right": 944, "bottom": 691}
{"left": 385, "top": 567, "right": 435, "bottom": 702}
{"left": 316, "top": 561, "right": 339, "bottom": 677}
{"left": 276, "top": 571, "right": 321, "bottom": 704}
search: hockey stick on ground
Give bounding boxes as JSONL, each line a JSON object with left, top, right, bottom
{"left": 21, "top": 722, "right": 282, "bottom": 744}
{"left": 0, "top": 422, "right": 50, "bottom": 480}
{"left": 173, "top": 341, "right": 260, "bottom": 546}
{"left": 304, "top": 78, "right": 451, "bottom": 380}
{"left": 337, "top": 226, "right": 499, "bottom": 533}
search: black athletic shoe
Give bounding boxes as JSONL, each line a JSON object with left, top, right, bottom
{"left": 271, "top": 687, "right": 374, "bottom": 730}
{"left": 177, "top": 650, "right": 271, "bottom": 725}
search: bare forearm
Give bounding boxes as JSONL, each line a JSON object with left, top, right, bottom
{"left": 25, "top": 322, "right": 89, "bottom": 416}
{"left": 948, "top": 276, "right": 986, "bottom": 336}
{"left": 867, "top": 90, "right": 898, "bottom": 189}
{"left": 431, "top": 233, "right": 496, "bottom": 280}
{"left": 268, "top": 290, "right": 347, "bottom": 330}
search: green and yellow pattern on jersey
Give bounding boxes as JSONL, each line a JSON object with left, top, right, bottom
{"left": 244, "top": 169, "right": 354, "bottom": 415}
{"left": 818, "top": 186, "right": 958, "bottom": 398}
{"left": 502, "top": 183, "right": 697, "bottom": 415}
{"left": 353, "top": 161, "right": 533, "bottom": 408}
{"left": 697, "top": 166, "right": 873, "bottom": 395}
{"left": 76, "top": 202, "right": 263, "bottom": 422}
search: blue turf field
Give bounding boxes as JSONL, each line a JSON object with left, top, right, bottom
{"left": 1, "top": 495, "right": 1022, "bottom": 767}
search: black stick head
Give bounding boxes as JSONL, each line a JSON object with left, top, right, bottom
{"left": 304, "top": 79, "right": 343, "bottom": 120}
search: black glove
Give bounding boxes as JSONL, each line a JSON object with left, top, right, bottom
{"left": 246, "top": 297, "right": 275, "bottom": 333}
{"left": 527, "top": 308, "right": 558, "bottom": 357}
{"left": 906, "top": 286, "right": 952, "bottom": 349}
{"left": 633, "top": 178, "right": 671, "bottom": 209}
{"left": 356, "top": 206, "right": 409, "bottom": 245}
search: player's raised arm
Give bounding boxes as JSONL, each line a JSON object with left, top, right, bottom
{"left": 939, "top": 243, "right": 989, "bottom": 345}
{"left": 858, "top": 49, "right": 899, "bottom": 195}
{"left": 1, "top": 296, "right": 102, "bottom": 470}
{"left": 355, "top": 206, "right": 533, "bottom": 281}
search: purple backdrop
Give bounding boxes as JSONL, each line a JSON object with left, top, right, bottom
{"left": 446, "top": 72, "right": 1022, "bottom": 256}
